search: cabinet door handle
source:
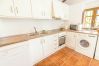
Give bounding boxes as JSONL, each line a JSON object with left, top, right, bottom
{"left": 41, "top": 39, "right": 45, "bottom": 44}
{"left": 16, "top": 7, "right": 18, "bottom": 14}
{"left": 42, "top": 12, "right": 43, "bottom": 16}
{"left": 89, "top": 35, "right": 95, "bottom": 37}
{"left": 43, "top": 40, "right": 45, "bottom": 43}
{"left": 10, "top": 6, "right": 13, "bottom": 13}
{"left": 44, "top": 12, "right": 45, "bottom": 16}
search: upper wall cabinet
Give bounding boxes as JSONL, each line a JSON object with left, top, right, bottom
{"left": 0, "top": 0, "right": 32, "bottom": 18}
{"left": 60, "top": 3, "right": 69, "bottom": 20}
{"left": 0, "top": 0, "right": 15, "bottom": 17}
{"left": 53, "top": 0, "right": 69, "bottom": 20}
{"left": 31, "top": 0, "right": 52, "bottom": 19}
{"left": 0, "top": 0, "right": 69, "bottom": 19}
{"left": 13, "top": 0, "right": 32, "bottom": 17}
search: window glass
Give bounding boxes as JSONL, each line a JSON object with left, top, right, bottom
{"left": 95, "top": 16, "right": 99, "bottom": 27}
{"left": 85, "top": 11, "right": 93, "bottom": 16}
{"left": 96, "top": 16, "right": 99, "bottom": 22}
{"left": 96, "top": 10, "right": 99, "bottom": 15}
{"left": 85, "top": 17, "right": 92, "bottom": 23}
{"left": 83, "top": 17, "right": 92, "bottom": 28}
{"left": 83, "top": 23, "right": 91, "bottom": 28}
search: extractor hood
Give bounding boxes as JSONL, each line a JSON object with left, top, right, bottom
{"left": 60, "top": 0, "right": 67, "bottom": 3}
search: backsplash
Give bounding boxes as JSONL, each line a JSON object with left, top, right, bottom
{"left": 0, "top": 19, "right": 66, "bottom": 37}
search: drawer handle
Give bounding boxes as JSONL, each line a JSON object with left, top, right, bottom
{"left": 89, "top": 35, "right": 95, "bottom": 37}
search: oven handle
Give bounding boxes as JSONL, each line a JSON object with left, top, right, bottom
{"left": 59, "top": 35, "right": 66, "bottom": 38}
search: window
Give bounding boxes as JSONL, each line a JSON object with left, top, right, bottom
{"left": 82, "top": 7, "right": 99, "bottom": 28}
{"left": 95, "top": 9, "right": 99, "bottom": 27}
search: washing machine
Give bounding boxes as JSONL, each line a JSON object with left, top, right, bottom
{"left": 75, "top": 33, "right": 98, "bottom": 58}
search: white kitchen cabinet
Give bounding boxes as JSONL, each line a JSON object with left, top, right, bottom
{"left": 14, "top": 0, "right": 32, "bottom": 17}
{"left": 66, "top": 32, "right": 76, "bottom": 49}
{"left": 53, "top": 0, "right": 69, "bottom": 20}
{"left": 60, "top": 3, "right": 69, "bottom": 20}
{"left": 0, "top": 0, "right": 15, "bottom": 17}
{"left": 29, "top": 38, "right": 43, "bottom": 65}
{"left": 31, "top": 0, "right": 52, "bottom": 19}
{"left": 0, "top": 0, "right": 32, "bottom": 18}
{"left": 41, "top": 34, "right": 58, "bottom": 58}
{"left": 0, "top": 41, "right": 30, "bottom": 66}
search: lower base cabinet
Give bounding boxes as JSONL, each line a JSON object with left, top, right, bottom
{"left": 41, "top": 34, "right": 58, "bottom": 58}
{"left": 0, "top": 33, "right": 64, "bottom": 66}
{"left": 0, "top": 41, "right": 30, "bottom": 66}
{"left": 29, "top": 34, "right": 59, "bottom": 65}
{"left": 66, "top": 32, "right": 76, "bottom": 49}
{"left": 29, "top": 38, "right": 44, "bottom": 66}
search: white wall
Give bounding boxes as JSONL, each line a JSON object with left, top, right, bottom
{"left": 0, "top": 19, "right": 65, "bottom": 37}
{"left": 69, "top": 0, "right": 99, "bottom": 25}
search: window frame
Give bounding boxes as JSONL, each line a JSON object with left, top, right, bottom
{"left": 82, "top": 7, "right": 99, "bottom": 28}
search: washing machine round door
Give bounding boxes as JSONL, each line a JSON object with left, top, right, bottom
{"left": 80, "top": 40, "right": 89, "bottom": 48}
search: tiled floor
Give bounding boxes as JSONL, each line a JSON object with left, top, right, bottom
{"left": 35, "top": 47, "right": 99, "bottom": 66}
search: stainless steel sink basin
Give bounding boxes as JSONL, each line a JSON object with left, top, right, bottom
{"left": 39, "top": 30, "right": 49, "bottom": 34}
{"left": 27, "top": 30, "right": 49, "bottom": 37}
{"left": 28, "top": 33, "right": 39, "bottom": 36}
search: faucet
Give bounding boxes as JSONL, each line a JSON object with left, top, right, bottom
{"left": 34, "top": 26, "right": 38, "bottom": 34}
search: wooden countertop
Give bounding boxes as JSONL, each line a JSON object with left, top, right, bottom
{"left": 66, "top": 29, "right": 99, "bottom": 35}
{"left": 0, "top": 29, "right": 65, "bottom": 47}
{"left": 0, "top": 29, "right": 98, "bottom": 47}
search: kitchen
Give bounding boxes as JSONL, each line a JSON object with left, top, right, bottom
{"left": 0, "top": 0, "right": 99, "bottom": 66}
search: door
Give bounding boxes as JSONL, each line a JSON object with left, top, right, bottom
{"left": 0, "top": 0, "right": 15, "bottom": 17}
{"left": 29, "top": 38, "right": 43, "bottom": 65}
{"left": 14, "top": 0, "right": 32, "bottom": 17}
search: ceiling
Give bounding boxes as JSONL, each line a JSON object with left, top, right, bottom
{"left": 64, "top": 0, "right": 96, "bottom": 5}
{"left": 65, "top": 0, "right": 84, "bottom": 5}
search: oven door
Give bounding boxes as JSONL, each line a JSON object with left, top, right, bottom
{"left": 59, "top": 36, "right": 66, "bottom": 46}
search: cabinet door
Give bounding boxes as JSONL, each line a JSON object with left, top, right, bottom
{"left": 31, "top": 0, "right": 42, "bottom": 19}
{"left": 53, "top": 0, "right": 69, "bottom": 20}
{"left": 14, "top": 0, "right": 32, "bottom": 17}
{"left": 0, "top": 0, "right": 15, "bottom": 17}
{"left": 29, "top": 38, "right": 43, "bottom": 65}
{"left": 61, "top": 4, "right": 69, "bottom": 20}
{"left": 53, "top": 0, "right": 62, "bottom": 19}
{"left": 66, "top": 32, "right": 76, "bottom": 49}
{"left": 41, "top": 0, "right": 52, "bottom": 19}
{"left": 42, "top": 34, "right": 58, "bottom": 58}
{"left": 31, "top": 0, "right": 52, "bottom": 19}
{"left": 0, "top": 41, "right": 30, "bottom": 66}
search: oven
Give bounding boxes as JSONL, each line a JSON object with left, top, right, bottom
{"left": 59, "top": 35, "right": 66, "bottom": 46}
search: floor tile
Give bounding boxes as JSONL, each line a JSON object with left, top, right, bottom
{"left": 35, "top": 47, "right": 99, "bottom": 66}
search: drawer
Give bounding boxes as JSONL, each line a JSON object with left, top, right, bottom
{"left": 0, "top": 41, "right": 28, "bottom": 58}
